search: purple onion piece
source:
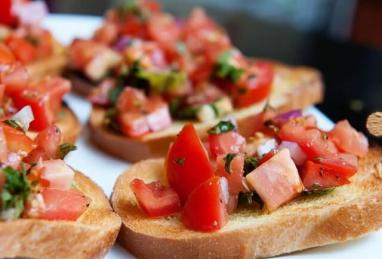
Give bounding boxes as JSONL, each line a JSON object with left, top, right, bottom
{"left": 113, "top": 36, "right": 133, "bottom": 52}
{"left": 272, "top": 109, "right": 303, "bottom": 125}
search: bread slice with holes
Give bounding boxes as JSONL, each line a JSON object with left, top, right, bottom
{"left": 0, "top": 170, "right": 122, "bottom": 259}
{"left": 89, "top": 62, "right": 323, "bottom": 162}
{"left": 111, "top": 147, "right": 382, "bottom": 259}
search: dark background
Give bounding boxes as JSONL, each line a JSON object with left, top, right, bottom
{"left": 45, "top": 0, "right": 382, "bottom": 139}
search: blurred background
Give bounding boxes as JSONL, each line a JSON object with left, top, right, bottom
{"left": 45, "top": 0, "right": 382, "bottom": 139}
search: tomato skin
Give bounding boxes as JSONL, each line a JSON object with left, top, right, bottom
{"left": 278, "top": 118, "right": 338, "bottom": 160}
{"left": 208, "top": 131, "right": 246, "bottom": 159}
{"left": 234, "top": 62, "right": 274, "bottom": 108}
{"left": 1, "top": 64, "right": 29, "bottom": 95}
{"left": 0, "top": 0, "right": 17, "bottom": 26}
{"left": 215, "top": 153, "right": 245, "bottom": 194}
{"left": 130, "top": 179, "right": 180, "bottom": 218}
{"left": 259, "top": 149, "right": 277, "bottom": 164}
{"left": 301, "top": 161, "right": 350, "bottom": 190}
{"left": 1, "top": 123, "right": 35, "bottom": 155}
{"left": 181, "top": 176, "right": 227, "bottom": 232}
{"left": 328, "top": 120, "right": 369, "bottom": 157}
{"left": 38, "top": 188, "right": 89, "bottom": 221}
{"left": 147, "top": 13, "right": 180, "bottom": 52}
{"left": 34, "top": 125, "right": 62, "bottom": 159}
{"left": 0, "top": 43, "right": 16, "bottom": 64}
{"left": 166, "top": 124, "right": 214, "bottom": 204}
{"left": 116, "top": 87, "right": 147, "bottom": 113}
{"left": 314, "top": 153, "right": 358, "bottom": 179}
{"left": 5, "top": 35, "right": 37, "bottom": 64}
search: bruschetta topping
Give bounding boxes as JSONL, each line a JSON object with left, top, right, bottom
{"left": 131, "top": 109, "right": 369, "bottom": 232}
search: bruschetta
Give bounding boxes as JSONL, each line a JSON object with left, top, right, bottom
{"left": 0, "top": 0, "right": 67, "bottom": 79}
{"left": 67, "top": 0, "right": 323, "bottom": 162}
{"left": 0, "top": 43, "right": 80, "bottom": 143}
{"left": 0, "top": 114, "right": 121, "bottom": 258}
{"left": 111, "top": 110, "right": 382, "bottom": 258}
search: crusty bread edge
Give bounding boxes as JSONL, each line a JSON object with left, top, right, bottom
{"left": 0, "top": 171, "right": 122, "bottom": 259}
{"left": 88, "top": 64, "right": 323, "bottom": 162}
{"left": 111, "top": 148, "right": 382, "bottom": 259}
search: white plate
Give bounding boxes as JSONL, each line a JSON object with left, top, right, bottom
{"left": 42, "top": 14, "right": 381, "bottom": 259}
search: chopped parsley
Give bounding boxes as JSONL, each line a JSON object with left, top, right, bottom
{"left": 243, "top": 156, "right": 259, "bottom": 176}
{"left": 1, "top": 166, "right": 31, "bottom": 220}
{"left": 59, "top": 143, "right": 77, "bottom": 159}
{"left": 213, "top": 51, "right": 244, "bottom": 83}
{"left": 223, "top": 153, "right": 236, "bottom": 174}
{"left": 303, "top": 184, "right": 334, "bottom": 196}
{"left": 175, "top": 158, "right": 185, "bottom": 166}
{"left": 208, "top": 121, "right": 235, "bottom": 134}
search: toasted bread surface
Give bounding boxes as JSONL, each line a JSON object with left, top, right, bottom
{"left": 112, "top": 148, "right": 382, "bottom": 259}
{"left": 89, "top": 64, "right": 323, "bottom": 162}
{"left": 25, "top": 40, "right": 68, "bottom": 80}
{"left": 0, "top": 170, "right": 122, "bottom": 259}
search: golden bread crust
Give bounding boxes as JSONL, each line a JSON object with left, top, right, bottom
{"left": 112, "top": 148, "right": 382, "bottom": 258}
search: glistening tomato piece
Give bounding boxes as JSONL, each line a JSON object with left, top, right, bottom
{"left": 234, "top": 62, "right": 274, "bottom": 108}
{"left": 182, "top": 177, "right": 227, "bottom": 232}
{"left": 328, "top": 120, "right": 369, "bottom": 157}
{"left": 0, "top": 43, "right": 16, "bottom": 64}
{"left": 166, "top": 124, "right": 214, "bottom": 203}
{"left": 1, "top": 123, "right": 35, "bottom": 155}
{"left": 278, "top": 119, "right": 338, "bottom": 159}
{"left": 5, "top": 35, "right": 37, "bottom": 64}
{"left": 34, "top": 125, "right": 62, "bottom": 159}
{"left": 0, "top": 0, "right": 16, "bottom": 26}
{"left": 38, "top": 188, "right": 89, "bottom": 221}
{"left": 315, "top": 153, "right": 358, "bottom": 179}
{"left": 301, "top": 161, "right": 350, "bottom": 190}
{"left": 147, "top": 13, "right": 180, "bottom": 51}
{"left": 208, "top": 131, "right": 246, "bottom": 159}
{"left": 130, "top": 179, "right": 180, "bottom": 218}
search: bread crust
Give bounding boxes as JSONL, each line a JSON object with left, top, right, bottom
{"left": 0, "top": 170, "right": 122, "bottom": 259}
{"left": 89, "top": 64, "right": 323, "bottom": 162}
{"left": 25, "top": 40, "right": 68, "bottom": 80}
{"left": 112, "top": 148, "right": 382, "bottom": 259}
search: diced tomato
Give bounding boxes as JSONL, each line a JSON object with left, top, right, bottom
{"left": 116, "top": 87, "right": 147, "bottom": 113}
{"left": 147, "top": 13, "right": 180, "bottom": 52}
{"left": 278, "top": 118, "right": 338, "bottom": 159}
{"left": 328, "top": 120, "right": 369, "bottom": 157}
{"left": 38, "top": 188, "right": 89, "bottom": 221}
{"left": 314, "top": 153, "right": 358, "bottom": 179}
{"left": 0, "top": 127, "right": 8, "bottom": 163}
{"left": 5, "top": 35, "right": 37, "bottom": 64}
{"left": 1, "top": 123, "right": 35, "bottom": 155}
{"left": 11, "top": 78, "right": 70, "bottom": 131}
{"left": 215, "top": 153, "right": 245, "bottom": 194}
{"left": 23, "top": 147, "right": 48, "bottom": 164}
{"left": 0, "top": 0, "right": 17, "bottom": 26}
{"left": 39, "top": 160, "right": 75, "bottom": 190}
{"left": 118, "top": 112, "right": 150, "bottom": 137}
{"left": 1, "top": 64, "right": 29, "bottom": 95}
{"left": 234, "top": 61, "right": 274, "bottom": 108}
{"left": 301, "top": 161, "right": 350, "bottom": 190}
{"left": 94, "top": 22, "right": 119, "bottom": 45}
{"left": 120, "top": 15, "right": 148, "bottom": 39}
{"left": 88, "top": 79, "right": 115, "bottom": 106}
{"left": 208, "top": 131, "right": 246, "bottom": 159}
{"left": 246, "top": 149, "right": 304, "bottom": 211}
{"left": 182, "top": 176, "right": 227, "bottom": 232}
{"left": 0, "top": 43, "right": 16, "bottom": 64}
{"left": 239, "top": 107, "right": 277, "bottom": 138}
{"left": 166, "top": 124, "right": 214, "bottom": 203}
{"left": 34, "top": 125, "right": 62, "bottom": 159}
{"left": 130, "top": 179, "right": 180, "bottom": 218}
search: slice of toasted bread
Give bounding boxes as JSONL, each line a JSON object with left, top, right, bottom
{"left": 111, "top": 147, "right": 382, "bottom": 259}
{"left": 25, "top": 40, "right": 68, "bottom": 80}
{"left": 89, "top": 63, "right": 323, "bottom": 162}
{"left": 0, "top": 170, "right": 122, "bottom": 259}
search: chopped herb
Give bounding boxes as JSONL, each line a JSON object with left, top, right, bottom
{"left": 175, "top": 158, "right": 185, "bottom": 166}
{"left": 59, "top": 143, "right": 77, "bottom": 159}
{"left": 223, "top": 153, "right": 236, "bottom": 174}
{"left": 213, "top": 51, "right": 244, "bottom": 83}
{"left": 244, "top": 156, "right": 259, "bottom": 176}
{"left": 169, "top": 98, "right": 181, "bottom": 116}
{"left": 208, "top": 121, "right": 235, "bottom": 134}
{"left": 4, "top": 119, "right": 23, "bottom": 131}
{"left": 108, "top": 85, "right": 125, "bottom": 104}
{"left": 1, "top": 166, "right": 31, "bottom": 220}
{"left": 303, "top": 184, "right": 334, "bottom": 196}
{"left": 176, "top": 106, "right": 199, "bottom": 120}
{"left": 238, "top": 192, "right": 263, "bottom": 207}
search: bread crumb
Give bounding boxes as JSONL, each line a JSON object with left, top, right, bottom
{"left": 374, "top": 162, "right": 382, "bottom": 179}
